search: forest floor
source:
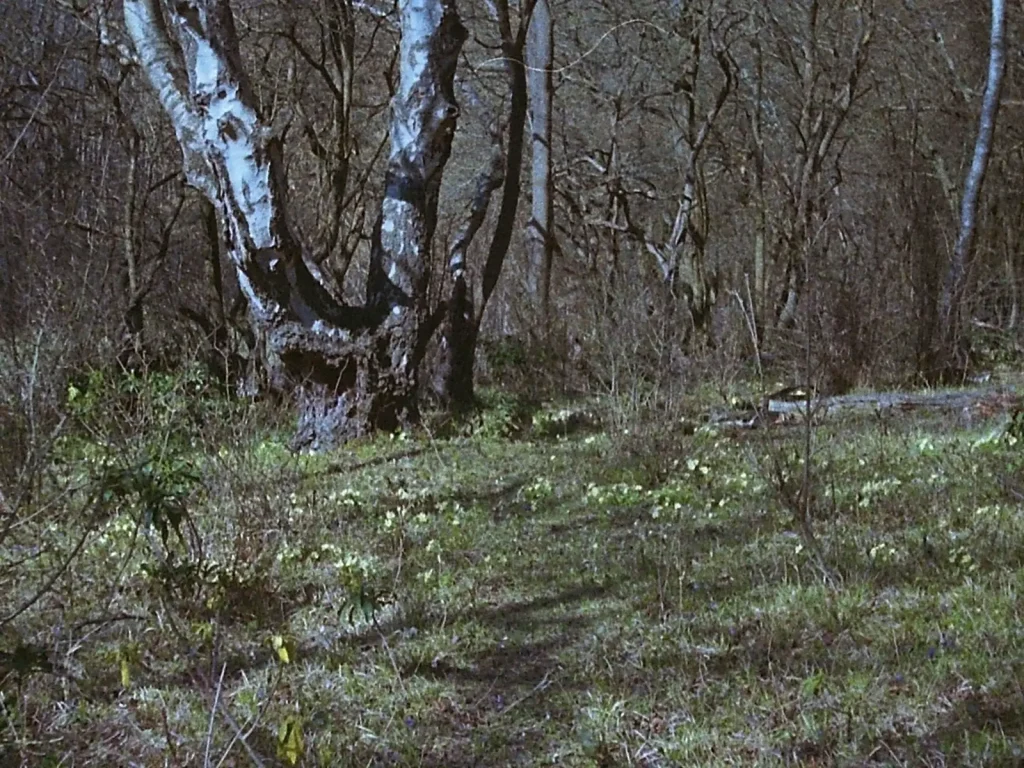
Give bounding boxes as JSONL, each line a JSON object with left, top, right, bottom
{"left": 5, "top": 378, "right": 1024, "bottom": 766}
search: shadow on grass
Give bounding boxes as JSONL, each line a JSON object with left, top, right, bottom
{"left": 143, "top": 422, "right": 1024, "bottom": 765}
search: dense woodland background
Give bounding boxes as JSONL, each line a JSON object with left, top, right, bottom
{"left": 9, "top": 3, "right": 1024, "bottom": 765}
{"left": 1, "top": 0, "right": 1022, "bottom": 434}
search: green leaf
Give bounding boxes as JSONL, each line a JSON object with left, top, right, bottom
{"left": 276, "top": 715, "right": 304, "bottom": 766}
{"left": 271, "top": 635, "right": 291, "bottom": 664}
{"left": 120, "top": 657, "right": 131, "bottom": 689}
{"left": 801, "top": 670, "right": 825, "bottom": 697}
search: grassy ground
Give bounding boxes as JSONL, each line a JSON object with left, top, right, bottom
{"left": 4, "top": 383, "right": 1024, "bottom": 766}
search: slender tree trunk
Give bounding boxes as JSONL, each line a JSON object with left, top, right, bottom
{"left": 434, "top": 105, "right": 504, "bottom": 408}
{"left": 202, "top": 199, "right": 227, "bottom": 336}
{"left": 433, "top": 0, "right": 531, "bottom": 409}
{"left": 770, "top": 2, "right": 872, "bottom": 333}
{"left": 119, "top": 128, "right": 144, "bottom": 371}
{"left": 776, "top": 256, "right": 804, "bottom": 330}
{"left": 749, "top": 25, "right": 768, "bottom": 344}
{"left": 125, "top": 0, "right": 466, "bottom": 449}
{"left": 201, "top": 197, "right": 238, "bottom": 389}
{"left": 1006, "top": 221, "right": 1019, "bottom": 330}
{"left": 937, "top": 0, "right": 1006, "bottom": 376}
{"left": 526, "top": 0, "right": 553, "bottom": 320}
{"left": 479, "top": 0, "right": 531, "bottom": 313}
{"left": 613, "top": 15, "right": 731, "bottom": 351}
{"left": 912, "top": 190, "right": 943, "bottom": 373}
{"left": 313, "top": 0, "right": 355, "bottom": 272}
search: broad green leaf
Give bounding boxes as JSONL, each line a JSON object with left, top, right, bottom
{"left": 276, "top": 716, "right": 304, "bottom": 766}
{"left": 271, "top": 635, "right": 290, "bottom": 664}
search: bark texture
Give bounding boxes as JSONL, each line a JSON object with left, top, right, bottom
{"left": 124, "top": 0, "right": 466, "bottom": 449}
{"left": 526, "top": 0, "right": 553, "bottom": 319}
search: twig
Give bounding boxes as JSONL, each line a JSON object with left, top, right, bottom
{"left": 204, "top": 663, "right": 227, "bottom": 767}
{"left": 493, "top": 670, "right": 555, "bottom": 717}
{"left": 374, "top": 616, "right": 409, "bottom": 698}
{"left": 158, "top": 691, "right": 181, "bottom": 765}
{"left": 213, "top": 698, "right": 268, "bottom": 768}
{"left": 212, "top": 651, "right": 287, "bottom": 768}
{"left": 0, "top": 525, "right": 92, "bottom": 628}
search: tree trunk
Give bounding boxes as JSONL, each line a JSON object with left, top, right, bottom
{"left": 435, "top": 0, "right": 531, "bottom": 409}
{"left": 766, "top": 3, "right": 872, "bottom": 334}
{"left": 1006, "top": 218, "right": 1019, "bottom": 330}
{"left": 124, "top": 0, "right": 466, "bottom": 450}
{"left": 180, "top": 196, "right": 250, "bottom": 392}
{"left": 525, "top": 0, "right": 553, "bottom": 320}
{"left": 748, "top": 22, "right": 768, "bottom": 345}
{"left": 320, "top": 0, "right": 354, "bottom": 270}
{"left": 119, "top": 127, "right": 144, "bottom": 371}
{"left": 936, "top": 0, "right": 1005, "bottom": 377}
{"left": 434, "top": 104, "right": 505, "bottom": 409}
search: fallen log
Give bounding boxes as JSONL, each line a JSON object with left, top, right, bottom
{"left": 708, "top": 386, "right": 1021, "bottom": 430}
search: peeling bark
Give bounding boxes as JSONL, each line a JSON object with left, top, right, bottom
{"left": 124, "top": 0, "right": 466, "bottom": 449}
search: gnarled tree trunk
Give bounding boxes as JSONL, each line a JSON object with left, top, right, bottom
{"left": 124, "top": 0, "right": 466, "bottom": 450}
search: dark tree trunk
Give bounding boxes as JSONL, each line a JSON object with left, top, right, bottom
{"left": 179, "top": 197, "right": 250, "bottom": 392}
{"left": 434, "top": 111, "right": 504, "bottom": 408}
{"left": 435, "top": 0, "right": 531, "bottom": 409}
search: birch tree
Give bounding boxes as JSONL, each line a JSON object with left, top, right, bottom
{"left": 526, "top": 0, "right": 553, "bottom": 320}
{"left": 936, "top": 0, "right": 1006, "bottom": 377}
{"left": 123, "top": 0, "right": 466, "bottom": 449}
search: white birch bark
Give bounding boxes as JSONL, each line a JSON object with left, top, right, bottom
{"left": 124, "top": 0, "right": 467, "bottom": 448}
{"left": 526, "top": 0, "right": 553, "bottom": 318}
{"left": 938, "top": 0, "right": 1006, "bottom": 372}
{"left": 124, "top": 0, "right": 288, "bottom": 323}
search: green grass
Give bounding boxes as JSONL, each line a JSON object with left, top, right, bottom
{"left": 5, "top": 394, "right": 1024, "bottom": 766}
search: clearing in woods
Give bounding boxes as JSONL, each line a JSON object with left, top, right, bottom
{"left": 4, "top": 380, "right": 1024, "bottom": 766}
